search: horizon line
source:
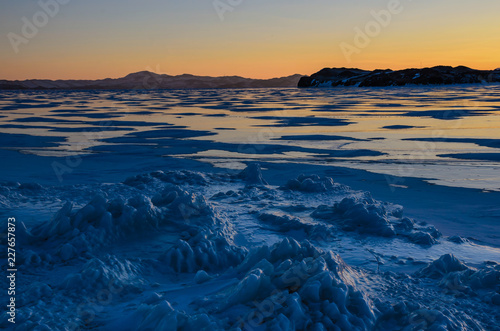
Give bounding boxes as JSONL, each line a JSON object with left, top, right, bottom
{"left": 2, "top": 65, "right": 500, "bottom": 82}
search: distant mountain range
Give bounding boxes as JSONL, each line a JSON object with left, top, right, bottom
{"left": 0, "top": 71, "right": 303, "bottom": 90}
{"left": 298, "top": 66, "right": 500, "bottom": 88}
{"left": 4, "top": 66, "right": 499, "bottom": 90}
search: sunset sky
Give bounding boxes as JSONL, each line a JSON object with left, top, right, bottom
{"left": 1, "top": 0, "right": 499, "bottom": 80}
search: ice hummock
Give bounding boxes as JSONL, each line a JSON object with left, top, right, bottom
{"left": 159, "top": 233, "right": 246, "bottom": 273}
{"left": 416, "top": 254, "right": 500, "bottom": 306}
{"left": 198, "top": 238, "right": 377, "bottom": 330}
{"left": 311, "top": 193, "right": 441, "bottom": 245}
{"left": 281, "top": 174, "right": 347, "bottom": 193}
{"left": 1, "top": 164, "right": 499, "bottom": 330}
{"left": 237, "top": 163, "right": 269, "bottom": 186}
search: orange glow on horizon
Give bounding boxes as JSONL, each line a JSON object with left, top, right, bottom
{"left": 2, "top": 57, "right": 499, "bottom": 81}
{"left": 1, "top": 1, "right": 499, "bottom": 81}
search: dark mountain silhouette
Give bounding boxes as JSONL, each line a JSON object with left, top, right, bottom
{"left": 0, "top": 71, "right": 303, "bottom": 90}
{"left": 298, "top": 66, "right": 500, "bottom": 88}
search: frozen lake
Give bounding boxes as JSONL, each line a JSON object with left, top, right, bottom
{"left": 1, "top": 85, "right": 500, "bottom": 330}
{"left": 1, "top": 85, "right": 500, "bottom": 190}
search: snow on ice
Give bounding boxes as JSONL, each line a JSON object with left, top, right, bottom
{"left": 0, "top": 165, "right": 499, "bottom": 330}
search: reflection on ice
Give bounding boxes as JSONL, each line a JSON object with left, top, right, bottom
{"left": 1, "top": 85, "right": 500, "bottom": 190}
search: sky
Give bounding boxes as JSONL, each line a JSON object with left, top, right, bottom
{"left": 0, "top": 0, "right": 499, "bottom": 80}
